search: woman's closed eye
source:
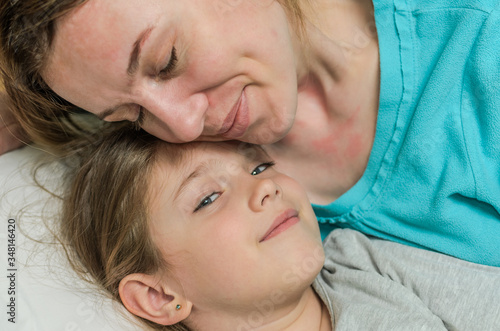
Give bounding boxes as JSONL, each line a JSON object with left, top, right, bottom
{"left": 132, "top": 108, "right": 146, "bottom": 129}
{"left": 194, "top": 192, "right": 222, "bottom": 212}
{"left": 132, "top": 47, "right": 177, "bottom": 129}
{"left": 251, "top": 162, "right": 275, "bottom": 176}
{"left": 157, "top": 47, "right": 178, "bottom": 80}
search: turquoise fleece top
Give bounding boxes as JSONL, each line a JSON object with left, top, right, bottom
{"left": 314, "top": 0, "right": 500, "bottom": 266}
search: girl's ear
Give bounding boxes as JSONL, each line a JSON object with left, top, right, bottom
{"left": 119, "top": 273, "right": 192, "bottom": 326}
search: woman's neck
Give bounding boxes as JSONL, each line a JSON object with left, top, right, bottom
{"left": 187, "top": 286, "right": 332, "bottom": 331}
{"left": 296, "top": 0, "right": 378, "bottom": 119}
{"left": 265, "top": 0, "right": 379, "bottom": 204}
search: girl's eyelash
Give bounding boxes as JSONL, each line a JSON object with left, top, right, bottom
{"left": 158, "top": 47, "right": 178, "bottom": 80}
{"left": 251, "top": 161, "right": 276, "bottom": 176}
{"left": 192, "top": 161, "right": 275, "bottom": 213}
{"left": 194, "top": 192, "right": 222, "bottom": 213}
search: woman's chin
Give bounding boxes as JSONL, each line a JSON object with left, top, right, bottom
{"left": 245, "top": 122, "right": 293, "bottom": 145}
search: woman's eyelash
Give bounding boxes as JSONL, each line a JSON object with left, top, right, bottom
{"left": 132, "top": 47, "right": 177, "bottom": 128}
{"left": 194, "top": 192, "right": 222, "bottom": 213}
{"left": 251, "top": 161, "right": 276, "bottom": 176}
{"left": 132, "top": 108, "right": 145, "bottom": 130}
{"left": 158, "top": 47, "right": 178, "bottom": 80}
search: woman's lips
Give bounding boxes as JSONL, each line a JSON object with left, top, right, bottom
{"left": 260, "top": 209, "right": 299, "bottom": 242}
{"left": 218, "top": 89, "right": 249, "bottom": 139}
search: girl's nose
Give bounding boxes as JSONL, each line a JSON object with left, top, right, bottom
{"left": 249, "top": 178, "right": 282, "bottom": 212}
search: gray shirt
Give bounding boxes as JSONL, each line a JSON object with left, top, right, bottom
{"left": 313, "top": 229, "right": 500, "bottom": 330}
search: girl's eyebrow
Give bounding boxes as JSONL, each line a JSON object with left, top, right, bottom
{"left": 174, "top": 157, "right": 228, "bottom": 202}
{"left": 174, "top": 162, "right": 211, "bottom": 202}
{"left": 242, "top": 145, "right": 273, "bottom": 164}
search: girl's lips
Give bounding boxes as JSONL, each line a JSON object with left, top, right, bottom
{"left": 260, "top": 209, "right": 299, "bottom": 242}
{"left": 219, "top": 89, "right": 249, "bottom": 139}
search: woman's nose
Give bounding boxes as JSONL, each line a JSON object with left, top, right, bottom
{"left": 141, "top": 89, "right": 209, "bottom": 142}
{"left": 249, "top": 178, "right": 282, "bottom": 212}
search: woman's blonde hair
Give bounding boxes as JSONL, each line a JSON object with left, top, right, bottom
{"left": 61, "top": 125, "right": 190, "bottom": 331}
{"left": 0, "top": 0, "right": 306, "bottom": 156}
{"left": 0, "top": 0, "right": 95, "bottom": 157}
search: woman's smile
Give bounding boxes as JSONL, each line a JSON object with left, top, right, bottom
{"left": 220, "top": 88, "right": 250, "bottom": 139}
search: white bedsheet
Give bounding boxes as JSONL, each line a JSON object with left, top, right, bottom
{"left": 0, "top": 146, "right": 142, "bottom": 331}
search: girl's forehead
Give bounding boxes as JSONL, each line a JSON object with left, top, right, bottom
{"left": 158, "top": 141, "right": 269, "bottom": 165}
{"left": 147, "top": 142, "right": 258, "bottom": 211}
{"left": 150, "top": 142, "right": 270, "bottom": 196}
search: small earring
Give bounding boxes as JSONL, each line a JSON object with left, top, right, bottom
{"left": 175, "top": 304, "right": 182, "bottom": 310}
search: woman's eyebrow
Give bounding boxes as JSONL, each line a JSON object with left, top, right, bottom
{"left": 127, "top": 26, "right": 154, "bottom": 76}
{"left": 96, "top": 27, "right": 155, "bottom": 120}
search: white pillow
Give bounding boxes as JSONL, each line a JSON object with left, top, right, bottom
{"left": 0, "top": 146, "right": 143, "bottom": 331}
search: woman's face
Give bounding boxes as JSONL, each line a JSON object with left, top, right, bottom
{"left": 44, "top": 0, "right": 300, "bottom": 144}
{"left": 148, "top": 142, "right": 323, "bottom": 314}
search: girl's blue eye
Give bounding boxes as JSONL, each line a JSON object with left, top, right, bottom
{"left": 251, "top": 162, "right": 275, "bottom": 176}
{"left": 194, "top": 192, "right": 221, "bottom": 212}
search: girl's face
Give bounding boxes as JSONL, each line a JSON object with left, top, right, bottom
{"left": 44, "top": 0, "right": 300, "bottom": 144}
{"left": 148, "top": 142, "right": 323, "bottom": 315}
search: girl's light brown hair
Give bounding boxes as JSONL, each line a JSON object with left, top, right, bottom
{"left": 0, "top": 0, "right": 306, "bottom": 156}
{"left": 61, "top": 125, "right": 190, "bottom": 331}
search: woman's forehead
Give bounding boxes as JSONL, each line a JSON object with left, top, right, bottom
{"left": 44, "top": 0, "right": 161, "bottom": 108}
